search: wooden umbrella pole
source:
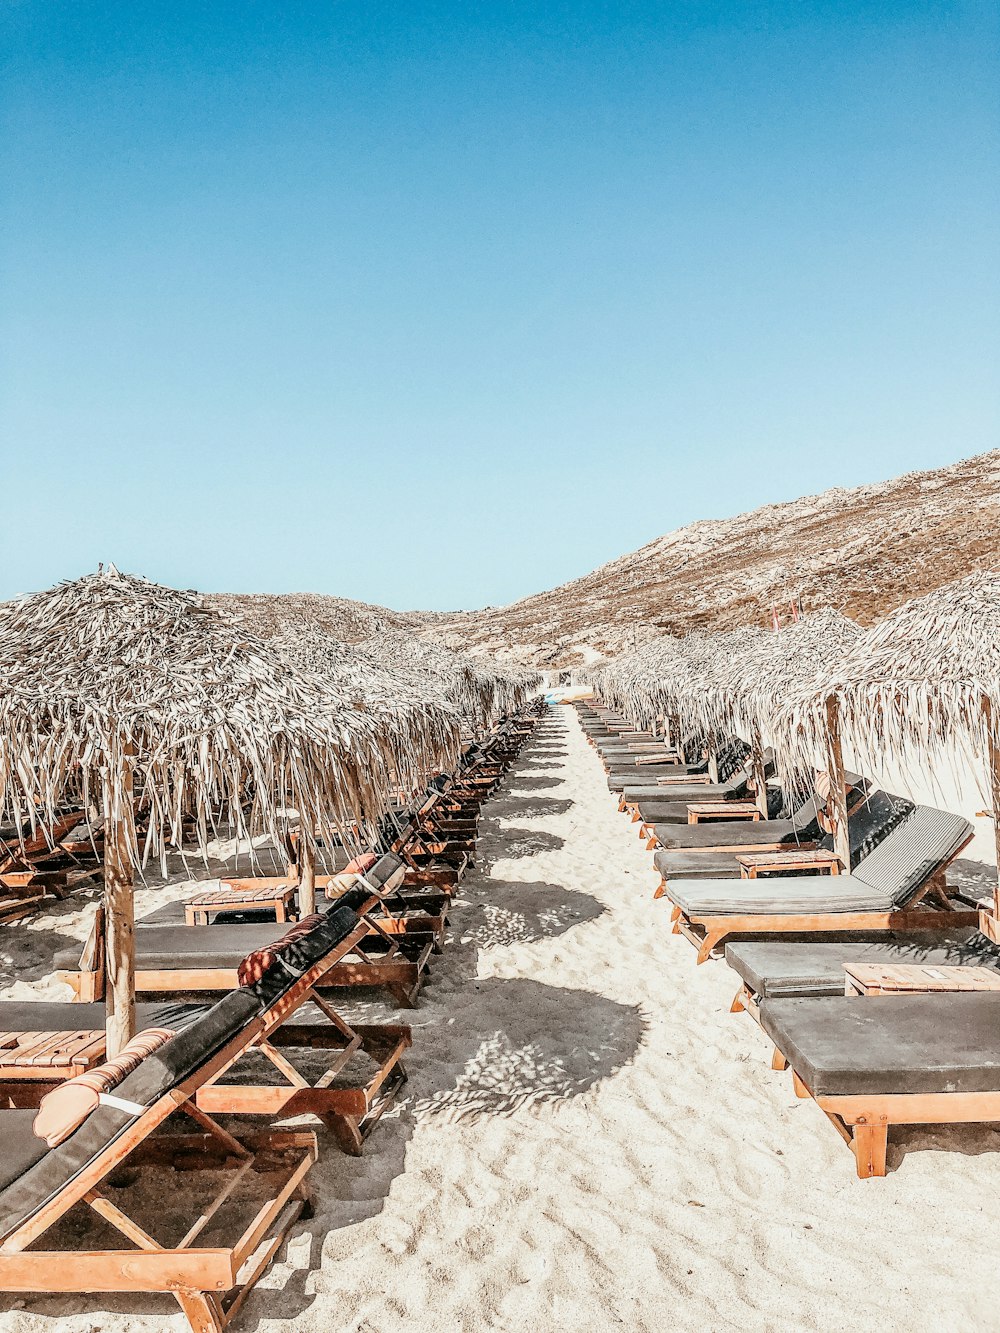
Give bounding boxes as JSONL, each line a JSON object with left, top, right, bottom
{"left": 823, "top": 695, "right": 851, "bottom": 871}
{"left": 983, "top": 700, "right": 1000, "bottom": 921}
{"left": 706, "top": 730, "right": 720, "bottom": 785}
{"left": 103, "top": 759, "right": 136, "bottom": 1059}
{"left": 298, "top": 836, "right": 317, "bottom": 916}
{"left": 749, "top": 722, "right": 769, "bottom": 819}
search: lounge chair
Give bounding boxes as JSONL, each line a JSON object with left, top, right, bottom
{"left": 650, "top": 784, "right": 888, "bottom": 881}
{"left": 621, "top": 756, "right": 775, "bottom": 826}
{"left": 725, "top": 928, "right": 997, "bottom": 1022}
{"left": 661, "top": 805, "right": 977, "bottom": 962}
{"left": 758, "top": 991, "right": 1000, "bottom": 1177}
{"left": 61, "top": 856, "right": 438, "bottom": 1008}
{"left": 5, "top": 908, "right": 410, "bottom": 1153}
{"left": 0, "top": 906, "right": 393, "bottom": 1327}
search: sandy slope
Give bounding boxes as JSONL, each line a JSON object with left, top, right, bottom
{"left": 4, "top": 710, "right": 1000, "bottom": 1330}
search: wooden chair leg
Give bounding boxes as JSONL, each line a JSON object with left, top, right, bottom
{"left": 730, "top": 988, "right": 745, "bottom": 1013}
{"left": 653, "top": 880, "right": 667, "bottom": 900}
{"left": 770, "top": 1047, "right": 787, "bottom": 1071}
{"left": 792, "top": 1072, "right": 811, "bottom": 1099}
{"left": 696, "top": 928, "right": 724, "bottom": 964}
{"left": 322, "top": 1112, "right": 364, "bottom": 1157}
{"left": 173, "top": 1289, "right": 226, "bottom": 1333}
{"left": 852, "top": 1123, "right": 889, "bottom": 1178}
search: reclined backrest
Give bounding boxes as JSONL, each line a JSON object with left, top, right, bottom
{"left": 244, "top": 903, "right": 362, "bottom": 1006}
{"left": 0, "top": 987, "right": 262, "bottom": 1244}
{"left": 716, "top": 739, "right": 752, "bottom": 783}
{"left": 852, "top": 806, "right": 974, "bottom": 905}
{"left": 813, "top": 789, "right": 914, "bottom": 861}
{"left": 0, "top": 903, "right": 364, "bottom": 1243}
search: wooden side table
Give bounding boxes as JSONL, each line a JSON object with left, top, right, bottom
{"left": 184, "top": 883, "right": 297, "bottom": 926}
{"left": 844, "top": 962, "right": 1000, "bottom": 996}
{"left": 687, "top": 801, "right": 761, "bottom": 825}
{"left": 737, "top": 850, "right": 842, "bottom": 879}
{"left": 0, "top": 1029, "right": 106, "bottom": 1081}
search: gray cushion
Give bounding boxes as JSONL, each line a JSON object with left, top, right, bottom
{"left": 667, "top": 873, "right": 894, "bottom": 916}
{"left": 653, "top": 850, "right": 742, "bottom": 879}
{"left": 0, "top": 1112, "right": 50, "bottom": 1194}
{"left": 852, "top": 807, "right": 973, "bottom": 902}
{"left": 759, "top": 992, "right": 1000, "bottom": 1095}
{"left": 652, "top": 815, "right": 819, "bottom": 851}
{"left": 726, "top": 930, "right": 992, "bottom": 999}
{"left": 630, "top": 781, "right": 748, "bottom": 813}
{"left": 0, "top": 1000, "right": 207, "bottom": 1032}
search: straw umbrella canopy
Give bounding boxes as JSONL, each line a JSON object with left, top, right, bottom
{"left": 591, "top": 614, "right": 861, "bottom": 801}
{"left": 358, "top": 630, "right": 520, "bottom": 735}
{"left": 773, "top": 574, "right": 1000, "bottom": 878}
{"left": 270, "top": 629, "right": 463, "bottom": 797}
{"left": 591, "top": 636, "right": 699, "bottom": 734}
{"left": 666, "top": 612, "right": 862, "bottom": 814}
{"left": 0, "top": 566, "right": 398, "bottom": 1054}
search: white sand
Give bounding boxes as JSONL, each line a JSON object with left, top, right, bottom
{"left": 4, "top": 709, "right": 1000, "bottom": 1330}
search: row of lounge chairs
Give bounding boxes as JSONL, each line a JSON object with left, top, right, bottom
{"left": 0, "top": 705, "right": 543, "bottom": 1329}
{"left": 576, "top": 698, "right": 1000, "bottom": 1179}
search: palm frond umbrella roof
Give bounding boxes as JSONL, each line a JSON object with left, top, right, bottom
{"left": 358, "top": 629, "right": 525, "bottom": 732}
{"left": 270, "top": 628, "right": 462, "bottom": 790}
{"left": 590, "top": 612, "right": 861, "bottom": 748}
{"left": 0, "top": 566, "right": 397, "bottom": 865}
{"left": 678, "top": 610, "right": 862, "bottom": 743}
{"left": 590, "top": 635, "right": 706, "bottom": 729}
{"left": 204, "top": 591, "right": 404, "bottom": 642}
{"left": 773, "top": 573, "right": 1000, "bottom": 795}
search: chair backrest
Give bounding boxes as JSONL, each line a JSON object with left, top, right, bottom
{"left": 852, "top": 806, "right": 974, "bottom": 904}
{"left": 814, "top": 789, "right": 914, "bottom": 859}
{"left": 0, "top": 986, "right": 261, "bottom": 1245}
{"left": 0, "top": 903, "right": 366, "bottom": 1244}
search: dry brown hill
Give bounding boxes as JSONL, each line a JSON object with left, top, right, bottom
{"left": 419, "top": 451, "right": 1000, "bottom": 667}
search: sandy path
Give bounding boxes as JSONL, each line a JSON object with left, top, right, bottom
{"left": 4, "top": 709, "right": 1000, "bottom": 1330}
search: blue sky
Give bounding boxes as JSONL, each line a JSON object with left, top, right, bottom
{"left": 2, "top": 1, "right": 997, "bottom": 609}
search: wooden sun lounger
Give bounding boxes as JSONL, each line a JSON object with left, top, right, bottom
{"left": 54, "top": 905, "right": 412, "bottom": 1152}
{"left": 0, "top": 994, "right": 314, "bottom": 1329}
{"left": 663, "top": 808, "right": 976, "bottom": 962}
{"left": 759, "top": 991, "right": 1000, "bottom": 1177}
{"left": 723, "top": 928, "right": 995, "bottom": 1039}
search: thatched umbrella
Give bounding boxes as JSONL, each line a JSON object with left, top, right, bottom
{"left": 358, "top": 630, "right": 529, "bottom": 735}
{"left": 669, "top": 612, "right": 862, "bottom": 816}
{"left": 591, "top": 613, "right": 861, "bottom": 814}
{"left": 591, "top": 634, "right": 728, "bottom": 770}
{"left": 272, "top": 628, "right": 462, "bottom": 795}
{"left": 0, "top": 567, "right": 397, "bottom": 1054}
{"left": 773, "top": 574, "right": 1000, "bottom": 879}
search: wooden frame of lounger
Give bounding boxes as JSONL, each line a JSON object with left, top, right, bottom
{"left": 0, "top": 1033, "right": 317, "bottom": 1330}
{"left": 728, "top": 969, "right": 1000, "bottom": 1178}
{"left": 65, "top": 905, "right": 436, "bottom": 1010}
{"left": 784, "top": 1065, "right": 1000, "bottom": 1179}
{"left": 56, "top": 908, "right": 412, "bottom": 1150}
{"left": 727, "top": 967, "right": 1000, "bottom": 1176}
{"left": 666, "top": 893, "right": 978, "bottom": 965}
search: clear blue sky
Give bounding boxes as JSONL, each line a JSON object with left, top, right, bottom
{"left": 2, "top": 1, "right": 997, "bottom": 609}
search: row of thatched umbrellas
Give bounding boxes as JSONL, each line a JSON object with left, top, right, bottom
{"left": 588, "top": 572, "right": 1000, "bottom": 909}
{"left": 0, "top": 566, "right": 537, "bottom": 1055}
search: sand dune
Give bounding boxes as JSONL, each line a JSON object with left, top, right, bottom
{"left": 3, "top": 710, "right": 1000, "bottom": 1330}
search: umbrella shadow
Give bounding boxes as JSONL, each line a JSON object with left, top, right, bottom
{"left": 503, "top": 776, "right": 564, "bottom": 794}
{"left": 457, "top": 879, "right": 605, "bottom": 949}
{"left": 475, "top": 826, "right": 566, "bottom": 861}
{"left": 490, "top": 796, "right": 574, "bottom": 818}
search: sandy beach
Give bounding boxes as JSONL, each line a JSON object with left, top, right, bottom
{"left": 3, "top": 707, "right": 1000, "bottom": 1331}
